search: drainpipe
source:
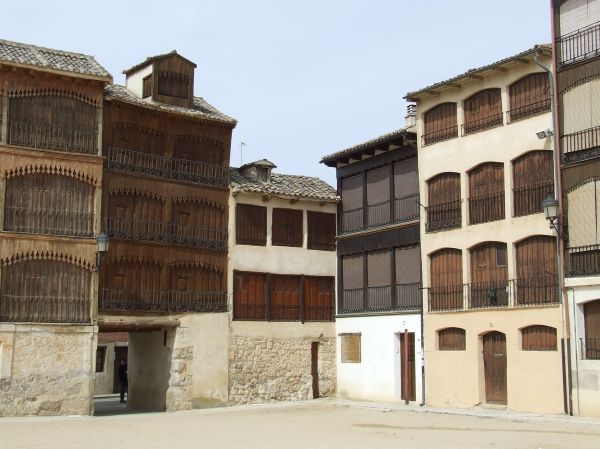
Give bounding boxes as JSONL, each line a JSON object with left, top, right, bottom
{"left": 420, "top": 303, "right": 425, "bottom": 406}
{"left": 568, "top": 288, "right": 580, "bottom": 415}
{"left": 533, "top": 46, "right": 572, "bottom": 415}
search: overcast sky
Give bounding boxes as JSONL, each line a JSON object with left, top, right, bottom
{"left": 3, "top": 0, "right": 551, "bottom": 186}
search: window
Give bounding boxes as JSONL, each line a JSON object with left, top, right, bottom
{"left": 272, "top": 208, "right": 303, "bottom": 247}
{"left": 233, "top": 271, "right": 266, "bottom": 320}
{"left": 157, "top": 71, "right": 189, "bottom": 98}
{"left": 236, "top": 204, "right": 267, "bottom": 245}
{"left": 516, "top": 236, "right": 558, "bottom": 306}
{"left": 512, "top": 151, "right": 553, "bottom": 217}
{"left": 429, "top": 249, "right": 463, "bottom": 312}
{"left": 463, "top": 89, "right": 503, "bottom": 135}
{"left": 304, "top": 276, "right": 334, "bottom": 321}
{"left": 584, "top": 300, "right": 600, "bottom": 360}
{"left": 96, "top": 346, "right": 107, "bottom": 372}
{"left": 142, "top": 75, "right": 152, "bottom": 98}
{"left": 561, "top": 78, "right": 600, "bottom": 161}
{"left": 307, "top": 211, "right": 336, "bottom": 251}
{"left": 341, "top": 174, "right": 363, "bottom": 233}
{"left": 522, "top": 325, "right": 557, "bottom": 351}
{"left": 468, "top": 163, "right": 505, "bottom": 224}
{"left": 270, "top": 275, "right": 301, "bottom": 321}
{"left": 470, "top": 242, "right": 509, "bottom": 308}
{"left": 395, "top": 245, "right": 422, "bottom": 310}
{"left": 366, "top": 166, "right": 391, "bottom": 227}
{"left": 340, "top": 333, "right": 361, "bottom": 363}
{"left": 423, "top": 103, "right": 458, "bottom": 145}
{"left": 341, "top": 254, "right": 364, "bottom": 313}
{"left": 438, "top": 328, "right": 466, "bottom": 350}
{"left": 393, "top": 157, "right": 419, "bottom": 223}
{"left": 426, "top": 173, "right": 461, "bottom": 232}
{"left": 367, "top": 250, "right": 392, "bottom": 311}
{"left": 508, "top": 73, "right": 550, "bottom": 122}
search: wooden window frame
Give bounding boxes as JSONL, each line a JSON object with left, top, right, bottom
{"left": 142, "top": 75, "right": 152, "bottom": 99}
{"left": 96, "top": 346, "right": 107, "bottom": 372}
{"left": 272, "top": 208, "right": 303, "bottom": 247}
{"left": 236, "top": 203, "right": 267, "bottom": 246}
{"left": 438, "top": 327, "right": 466, "bottom": 351}
{"left": 521, "top": 325, "right": 557, "bottom": 351}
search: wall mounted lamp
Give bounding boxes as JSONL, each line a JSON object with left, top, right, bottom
{"left": 542, "top": 196, "right": 567, "bottom": 240}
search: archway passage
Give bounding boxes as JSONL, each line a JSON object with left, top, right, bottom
{"left": 483, "top": 331, "right": 507, "bottom": 404}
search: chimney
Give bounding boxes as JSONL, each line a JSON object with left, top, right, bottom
{"left": 405, "top": 104, "right": 417, "bottom": 128}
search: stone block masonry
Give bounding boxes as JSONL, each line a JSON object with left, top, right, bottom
{"left": 0, "top": 324, "right": 94, "bottom": 417}
{"left": 228, "top": 336, "right": 336, "bottom": 404}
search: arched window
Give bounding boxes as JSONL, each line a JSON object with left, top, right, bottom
{"left": 470, "top": 242, "right": 508, "bottom": 308}
{"left": 429, "top": 249, "right": 463, "bottom": 311}
{"left": 463, "top": 89, "right": 503, "bottom": 134}
{"left": 508, "top": 73, "right": 550, "bottom": 121}
{"left": 512, "top": 151, "right": 553, "bottom": 217}
{"left": 521, "top": 325, "right": 557, "bottom": 351}
{"left": 468, "top": 162, "right": 505, "bottom": 224}
{"left": 423, "top": 103, "right": 457, "bottom": 145}
{"left": 438, "top": 327, "right": 466, "bottom": 350}
{"left": 426, "top": 173, "right": 461, "bottom": 232}
{"left": 515, "top": 236, "right": 558, "bottom": 305}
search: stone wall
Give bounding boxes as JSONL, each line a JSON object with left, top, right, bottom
{"left": 228, "top": 336, "right": 336, "bottom": 404}
{"left": 166, "top": 326, "right": 194, "bottom": 412}
{"left": 0, "top": 324, "right": 94, "bottom": 417}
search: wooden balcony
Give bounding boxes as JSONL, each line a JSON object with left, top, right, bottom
{"left": 4, "top": 207, "right": 95, "bottom": 238}
{"left": 506, "top": 98, "right": 551, "bottom": 123}
{"left": 566, "top": 245, "right": 600, "bottom": 277}
{"left": 0, "top": 294, "right": 91, "bottom": 323}
{"left": 107, "top": 147, "right": 228, "bottom": 188}
{"left": 558, "top": 20, "right": 600, "bottom": 68}
{"left": 425, "top": 199, "right": 461, "bottom": 232}
{"left": 104, "top": 217, "right": 227, "bottom": 251}
{"left": 562, "top": 125, "right": 600, "bottom": 164}
{"left": 339, "top": 282, "right": 422, "bottom": 315}
{"left": 461, "top": 113, "right": 504, "bottom": 135}
{"left": 99, "top": 288, "right": 227, "bottom": 313}
{"left": 8, "top": 120, "right": 98, "bottom": 154}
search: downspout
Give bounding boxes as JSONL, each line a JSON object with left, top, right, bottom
{"left": 420, "top": 301, "right": 425, "bottom": 406}
{"left": 568, "top": 287, "right": 580, "bottom": 415}
{"left": 533, "top": 44, "right": 573, "bottom": 415}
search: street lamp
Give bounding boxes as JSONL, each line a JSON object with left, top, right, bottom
{"left": 542, "top": 196, "right": 567, "bottom": 240}
{"left": 95, "top": 232, "right": 110, "bottom": 271}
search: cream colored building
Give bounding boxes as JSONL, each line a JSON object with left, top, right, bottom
{"left": 227, "top": 160, "right": 338, "bottom": 403}
{"left": 406, "top": 45, "right": 566, "bottom": 413}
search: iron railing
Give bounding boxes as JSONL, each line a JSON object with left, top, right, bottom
{"left": 557, "top": 20, "right": 600, "bottom": 68}
{"left": 394, "top": 193, "right": 420, "bottom": 224}
{"left": 104, "top": 217, "right": 227, "bottom": 251}
{"left": 580, "top": 337, "right": 600, "bottom": 360}
{"left": 339, "top": 282, "right": 421, "bottom": 315}
{"left": 0, "top": 295, "right": 91, "bottom": 323}
{"left": 427, "top": 277, "right": 559, "bottom": 312}
{"left": 561, "top": 125, "right": 600, "bottom": 163}
{"left": 425, "top": 200, "right": 461, "bottom": 232}
{"left": 513, "top": 181, "right": 553, "bottom": 217}
{"left": 421, "top": 125, "right": 458, "bottom": 146}
{"left": 8, "top": 120, "right": 97, "bottom": 154}
{"left": 566, "top": 245, "right": 600, "bottom": 277}
{"left": 506, "top": 98, "right": 551, "bottom": 123}
{"left": 469, "top": 191, "right": 505, "bottom": 224}
{"left": 367, "top": 200, "right": 391, "bottom": 228}
{"left": 4, "top": 207, "right": 94, "bottom": 237}
{"left": 461, "top": 113, "right": 504, "bottom": 135}
{"left": 99, "top": 288, "right": 227, "bottom": 313}
{"left": 107, "top": 147, "right": 228, "bottom": 187}
{"left": 340, "top": 207, "right": 363, "bottom": 233}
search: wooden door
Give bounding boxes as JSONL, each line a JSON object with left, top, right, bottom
{"left": 483, "top": 332, "right": 507, "bottom": 404}
{"left": 470, "top": 243, "right": 508, "bottom": 307}
{"left": 113, "top": 346, "right": 128, "bottom": 393}
{"left": 311, "top": 342, "right": 319, "bottom": 399}
{"left": 400, "top": 332, "right": 416, "bottom": 401}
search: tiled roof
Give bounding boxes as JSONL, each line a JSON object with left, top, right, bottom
{"left": 123, "top": 50, "right": 197, "bottom": 75}
{"left": 320, "top": 127, "right": 415, "bottom": 166}
{"left": 229, "top": 168, "right": 338, "bottom": 202}
{"left": 405, "top": 44, "right": 552, "bottom": 101}
{"left": 0, "top": 39, "right": 111, "bottom": 80}
{"left": 104, "top": 84, "right": 237, "bottom": 126}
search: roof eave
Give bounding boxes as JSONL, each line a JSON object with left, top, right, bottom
{"left": 0, "top": 60, "right": 112, "bottom": 83}
{"left": 232, "top": 188, "right": 338, "bottom": 203}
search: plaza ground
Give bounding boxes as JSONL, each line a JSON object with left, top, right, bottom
{"left": 2, "top": 399, "right": 600, "bottom": 449}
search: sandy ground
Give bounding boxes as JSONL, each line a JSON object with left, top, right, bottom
{"left": 1, "top": 400, "right": 600, "bottom": 449}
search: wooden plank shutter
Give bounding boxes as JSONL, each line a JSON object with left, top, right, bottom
{"left": 307, "top": 211, "right": 336, "bottom": 251}
{"left": 516, "top": 236, "right": 557, "bottom": 306}
{"left": 341, "top": 255, "right": 364, "bottom": 312}
{"left": 430, "top": 249, "right": 463, "bottom": 311}
{"left": 270, "top": 275, "right": 300, "bottom": 321}
{"left": 464, "top": 89, "right": 502, "bottom": 133}
{"left": 272, "top": 208, "right": 303, "bottom": 247}
{"left": 469, "top": 242, "right": 508, "bottom": 307}
{"left": 509, "top": 73, "right": 550, "bottom": 120}
{"left": 366, "top": 166, "right": 390, "bottom": 227}
{"left": 341, "top": 174, "right": 363, "bottom": 232}
{"left": 236, "top": 203, "right": 267, "bottom": 245}
{"left": 469, "top": 163, "right": 505, "bottom": 224}
{"left": 438, "top": 327, "right": 466, "bottom": 350}
{"left": 522, "top": 325, "right": 557, "bottom": 351}
{"left": 304, "top": 276, "right": 334, "bottom": 321}
{"left": 233, "top": 271, "right": 266, "bottom": 320}
{"left": 427, "top": 173, "right": 461, "bottom": 231}
{"left": 423, "top": 103, "right": 457, "bottom": 144}
{"left": 513, "top": 151, "right": 553, "bottom": 216}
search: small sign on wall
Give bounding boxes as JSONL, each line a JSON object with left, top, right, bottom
{"left": 339, "top": 332, "right": 361, "bottom": 363}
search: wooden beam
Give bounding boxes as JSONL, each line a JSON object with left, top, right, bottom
{"left": 262, "top": 195, "right": 271, "bottom": 202}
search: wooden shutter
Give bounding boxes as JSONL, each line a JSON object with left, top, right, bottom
{"left": 341, "top": 174, "right": 363, "bottom": 232}
{"left": 307, "top": 211, "right": 336, "bottom": 251}
{"left": 464, "top": 89, "right": 502, "bottom": 133}
{"left": 233, "top": 271, "right": 266, "bottom": 320}
{"left": 513, "top": 151, "right": 553, "bottom": 216}
{"left": 522, "top": 325, "right": 557, "bottom": 351}
{"left": 272, "top": 208, "right": 303, "bottom": 247}
{"left": 366, "top": 166, "right": 390, "bottom": 227}
{"left": 304, "top": 276, "right": 334, "bottom": 321}
{"left": 427, "top": 173, "right": 461, "bottom": 231}
{"left": 341, "top": 255, "right": 364, "bottom": 312}
{"left": 470, "top": 242, "right": 508, "bottom": 308}
{"left": 429, "top": 249, "right": 463, "bottom": 311}
{"left": 395, "top": 245, "right": 421, "bottom": 309}
{"left": 567, "top": 180, "right": 599, "bottom": 248}
{"left": 142, "top": 75, "right": 152, "bottom": 98}
{"left": 236, "top": 203, "right": 267, "bottom": 245}
{"left": 438, "top": 328, "right": 466, "bottom": 350}
{"left": 509, "top": 73, "right": 550, "bottom": 120}
{"left": 270, "top": 275, "right": 300, "bottom": 321}
{"left": 393, "top": 157, "right": 419, "bottom": 223}
{"left": 469, "top": 163, "right": 505, "bottom": 224}
{"left": 423, "top": 103, "right": 457, "bottom": 144}
{"left": 367, "top": 250, "right": 392, "bottom": 310}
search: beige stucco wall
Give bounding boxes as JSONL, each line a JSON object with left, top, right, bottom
{"left": 0, "top": 323, "right": 95, "bottom": 416}
{"left": 415, "top": 53, "right": 566, "bottom": 413}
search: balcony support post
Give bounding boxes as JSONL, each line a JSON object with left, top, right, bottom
{"left": 0, "top": 174, "right": 5, "bottom": 231}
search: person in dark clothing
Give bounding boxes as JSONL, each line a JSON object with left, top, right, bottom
{"left": 118, "top": 359, "right": 128, "bottom": 403}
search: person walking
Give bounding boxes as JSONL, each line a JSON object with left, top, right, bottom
{"left": 118, "top": 359, "right": 128, "bottom": 403}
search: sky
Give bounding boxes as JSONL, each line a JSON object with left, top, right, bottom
{"left": 2, "top": 0, "right": 552, "bottom": 186}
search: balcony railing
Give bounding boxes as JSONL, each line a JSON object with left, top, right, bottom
{"left": 394, "top": 193, "right": 420, "bottom": 224}
{"left": 425, "top": 200, "right": 461, "bottom": 232}
{"left": 566, "top": 245, "right": 600, "bottom": 277}
{"left": 513, "top": 181, "right": 553, "bottom": 217}
{"left": 422, "top": 125, "right": 458, "bottom": 146}
{"left": 341, "top": 194, "right": 420, "bottom": 235}
{"left": 339, "top": 282, "right": 422, "bottom": 315}
{"left": 8, "top": 120, "right": 97, "bottom": 154}
{"left": 105, "top": 217, "right": 227, "bottom": 251}
{"left": 341, "top": 207, "right": 363, "bottom": 233}
{"left": 469, "top": 191, "right": 505, "bottom": 225}
{"left": 4, "top": 207, "right": 94, "bottom": 238}
{"left": 107, "top": 147, "right": 228, "bottom": 188}
{"left": 99, "top": 288, "right": 227, "bottom": 313}
{"left": 561, "top": 125, "right": 600, "bottom": 163}
{"left": 558, "top": 20, "right": 600, "bottom": 68}
{"left": 367, "top": 200, "right": 391, "bottom": 228}
{"left": 580, "top": 337, "right": 600, "bottom": 360}
{"left": 506, "top": 98, "right": 551, "bottom": 123}
{"left": 0, "top": 295, "right": 91, "bottom": 323}
{"left": 427, "top": 277, "right": 559, "bottom": 312}
{"left": 461, "top": 113, "right": 504, "bottom": 135}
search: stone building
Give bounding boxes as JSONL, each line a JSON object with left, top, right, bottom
{"left": 405, "top": 45, "right": 565, "bottom": 413}
{"left": 0, "top": 39, "right": 112, "bottom": 416}
{"left": 228, "top": 160, "right": 337, "bottom": 403}
{"left": 321, "top": 127, "right": 423, "bottom": 403}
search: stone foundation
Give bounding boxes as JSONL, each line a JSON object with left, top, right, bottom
{"left": 228, "top": 336, "right": 336, "bottom": 404}
{"left": 0, "top": 324, "right": 94, "bottom": 417}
